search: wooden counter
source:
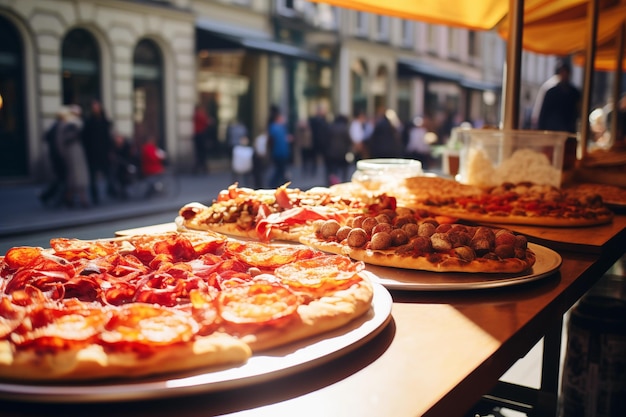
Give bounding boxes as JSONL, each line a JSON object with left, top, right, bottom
{"left": 2, "top": 216, "right": 624, "bottom": 417}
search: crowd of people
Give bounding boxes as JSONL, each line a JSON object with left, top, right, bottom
{"left": 226, "top": 103, "right": 454, "bottom": 190}
{"left": 39, "top": 99, "right": 166, "bottom": 209}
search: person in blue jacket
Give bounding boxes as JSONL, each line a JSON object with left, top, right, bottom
{"left": 267, "top": 105, "right": 292, "bottom": 187}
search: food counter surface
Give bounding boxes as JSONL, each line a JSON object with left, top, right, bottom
{"left": 1, "top": 216, "right": 625, "bottom": 417}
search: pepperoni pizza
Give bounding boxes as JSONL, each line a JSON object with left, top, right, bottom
{"left": 0, "top": 232, "right": 373, "bottom": 381}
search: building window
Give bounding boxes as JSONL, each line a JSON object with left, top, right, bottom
{"left": 401, "top": 20, "right": 414, "bottom": 48}
{"left": 376, "top": 15, "right": 390, "bottom": 41}
{"left": 426, "top": 24, "right": 437, "bottom": 54}
{"left": 62, "top": 28, "right": 100, "bottom": 110}
{"left": 0, "top": 15, "right": 27, "bottom": 178}
{"left": 133, "top": 39, "right": 164, "bottom": 150}
{"left": 468, "top": 31, "right": 480, "bottom": 58}
{"left": 351, "top": 59, "right": 368, "bottom": 115}
{"left": 355, "top": 11, "right": 368, "bottom": 36}
{"left": 448, "top": 27, "right": 459, "bottom": 59}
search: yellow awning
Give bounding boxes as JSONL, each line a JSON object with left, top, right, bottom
{"left": 498, "top": 0, "right": 626, "bottom": 56}
{"left": 309, "top": 0, "right": 583, "bottom": 30}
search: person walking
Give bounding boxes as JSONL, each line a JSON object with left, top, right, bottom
{"left": 39, "top": 109, "right": 66, "bottom": 207}
{"left": 325, "top": 114, "right": 353, "bottom": 185}
{"left": 268, "top": 106, "right": 292, "bottom": 188}
{"left": 404, "top": 116, "right": 432, "bottom": 168}
{"left": 308, "top": 105, "right": 330, "bottom": 175}
{"left": 252, "top": 130, "right": 270, "bottom": 188}
{"left": 349, "top": 109, "right": 370, "bottom": 161}
{"left": 367, "top": 106, "right": 403, "bottom": 158}
{"left": 295, "top": 119, "right": 315, "bottom": 176}
{"left": 538, "top": 60, "right": 581, "bottom": 134}
{"left": 192, "top": 104, "right": 211, "bottom": 174}
{"left": 82, "top": 99, "right": 115, "bottom": 204}
{"left": 57, "top": 105, "right": 90, "bottom": 208}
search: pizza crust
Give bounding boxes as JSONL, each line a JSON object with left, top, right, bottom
{"left": 242, "top": 278, "right": 374, "bottom": 351}
{"left": 0, "top": 334, "right": 252, "bottom": 382}
{"left": 343, "top": 246, "right": 535, "bottom": 273}
{"left": 412, "top": 204, "right": 613, "bottom": 227}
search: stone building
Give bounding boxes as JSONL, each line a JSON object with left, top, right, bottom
{"left": 0, "top": 0, "right": 566, "bottom": 182}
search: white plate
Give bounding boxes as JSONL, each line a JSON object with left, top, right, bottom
{"left": 0, "top": 283, "right": 392, "bottom": 403}
{"left": 365, "top": 243, "right": 562, "bottom": 291}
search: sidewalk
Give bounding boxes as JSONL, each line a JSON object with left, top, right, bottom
{"left": 0, "top": 164, "right": 331, "bottom": 237}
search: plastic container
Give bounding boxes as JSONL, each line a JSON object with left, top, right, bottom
{"left": 351, "top": 158, "right": 423, "bottom": 192}
{"left": 457, "top": 129, "right": 571, "bottom": 187}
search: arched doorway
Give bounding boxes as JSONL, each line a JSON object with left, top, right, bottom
{"left": 351, "top": 59, "right": 368, "bottom": 116}
{"left": 373, "top": 65, "right": 389, "bottom": 111}
{"left": 0, "top": 15, "right": 27, "bottom": 178}
{"left": 133, "top": 39, "right": 164, "bottom": 150}
{"left": 62, "top": 28, "right": 101, "bottom": 110}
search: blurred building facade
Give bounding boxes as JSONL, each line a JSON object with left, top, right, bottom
{"left": 0, "top": 0, "right": 579, "bottom": 181}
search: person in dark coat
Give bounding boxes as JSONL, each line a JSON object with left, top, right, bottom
{"left": 538, "top": 60, "right": 581, "bottom": 134}
{"left": 308, "top": 105, "right": 331, "bottom": 175}
{"left": 367, "top": 106, "right": 403, "bottom": 158}
{"left": 82, "top": 99, "right": 115, "bottom": 204}
{"left": 39, "top": 110, "right": 66, "bottom": 206}
{"left": 325, "top": 114, "right": 353, "bottom": 185}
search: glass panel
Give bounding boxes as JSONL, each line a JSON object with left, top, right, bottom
{"left": 133, "top": 39, "right": 164, "bottom": 150}
{"left": 0, "top": 15, "right": 28, "bottom": 177}
{"left": 62, "top": 28, "right": 100, "bottom": 109}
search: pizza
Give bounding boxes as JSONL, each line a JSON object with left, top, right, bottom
{"left": 177, "top": 183, "right": 396, "bottom": 242}
{"left": 0, "top": 231, "right": 373, "bottom": 381}
{"left": 405, "top": 178, "right": 614, "bottom": 227}
{"left": 299, "top": 207, "right": 536, "bottom": 274}
{"left": 564, "top": 182, "right": 626, "bottom": 209}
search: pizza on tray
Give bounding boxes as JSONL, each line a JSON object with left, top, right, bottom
{"left": 177, "top": 183, "right": 396, "bottom": 242}
{"left": 299, "top": 206, "right": 536, "bottom": 274}
{"left": 404, "top": 177, "right": 614, "bottom": 227}
{"left": 0, "top": 231, "right": 373, "bottom": 381}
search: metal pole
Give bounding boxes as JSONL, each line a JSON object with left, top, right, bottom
{"left": 503, "top": 0, "right": 524, "bottom": 130}
{"left": 610, "top": 22, "right": 625, "bottom": 147}
{"left": 580, "top": 0, "right": 599, "bottom": 161}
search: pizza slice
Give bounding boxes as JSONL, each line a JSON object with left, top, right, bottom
{"left": 177, "top": 183, "right": 396, "bottom": 242}
{"left": 405, "top": 177, "right": 614, "bottom": 227}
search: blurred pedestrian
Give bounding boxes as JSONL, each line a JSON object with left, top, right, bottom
{"left": 349, "top": 109, "right": 370, "bottom": 161}
{"left": 141, "top": 135, "right": 167, "bottom": 198}
{"left": 268, "top": 105, "right": 292, "bottom": 188}
{"left": 538, "top": 60, "right": 581, "bottom": 134}
{"left": 308, "top": 104, "right": 330, "bottom": 175}
{"left": 231, "top": 136, "right": 254, "bottom": 186}
{"left": 57, "top": 105, "right": 90, "bottom": 208}
{"left": 226, "top": 119, "right": 248, "bottom": 150}
{"left": 39, "top": 109, "right": 66, "bottom": 207}
{"left": 325, "top": 114, "right": 353, "bottom": 185}
{"left": 192, "top": 104, "right": 210, "bottom": 174}
{"left": 141, "top": 135, "right": 166, "bottom": 177}
{"left": 82, "top": 99, "right": 115, "bottom": 204}
{"left": 252, "top": 130, "right": 270, "bottom": 188}
{"left": 367, "top": 106, "right": 403, "bottom": 158}
{"left": 295, "top": 119, "right": 315, "bottom": 176}
{"left": 110, "top": 132, "right": 136, "bottom": 199}
{"left": 404, "top": 116, "right": 432, "bottom": 168}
